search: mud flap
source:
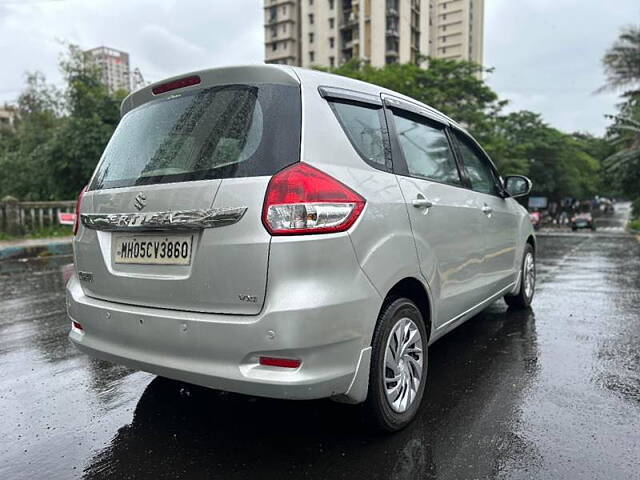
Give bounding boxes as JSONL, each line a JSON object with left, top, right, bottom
{"left": 331, "top": 346, "right": 372, "bottom": 404}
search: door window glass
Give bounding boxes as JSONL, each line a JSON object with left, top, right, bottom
{"left": 330, "top": 101, "right": 387, "bottom": 169}
{"left": 393, "top": 113, "right": 461, "bottom": 186}
{"left": 454, "top": 132, "right": 498, "bottom": 195}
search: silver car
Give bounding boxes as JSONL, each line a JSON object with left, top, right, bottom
{"left": 67, "top": 65, "right": 535, "bottom": 431}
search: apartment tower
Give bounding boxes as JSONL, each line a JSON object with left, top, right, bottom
{"left": 85, "top": 46, "right": 131, "bottom": 93}
{"left": 429, "top": 0, "right": 484, "bottom": 66}
{"left": 264, "top": 0, "right": 484, "bottom": 69}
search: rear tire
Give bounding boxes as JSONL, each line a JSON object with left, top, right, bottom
{"left": 505, "top": 243, "right": 535, "bottom": 309}
{"left": 363, "top": 297, "right": 428, "bottom": 432}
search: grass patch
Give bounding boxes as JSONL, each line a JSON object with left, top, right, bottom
{"left": 629, "top": 219, "right": 640, "bottom": 232}
{"left": 0, "top": 225, "right": 73, "bottom": 242}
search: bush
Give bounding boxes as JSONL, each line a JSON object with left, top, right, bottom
{"left": 632, "top": 198, "right": 640, "bottom": 220}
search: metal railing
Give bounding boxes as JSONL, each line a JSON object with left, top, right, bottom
{"left": 0, "top": 197, "right": 76, "bottom": 234}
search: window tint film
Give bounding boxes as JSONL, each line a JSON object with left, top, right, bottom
{"left": 330, "top": 102, "right": 387, "bottom": 169}
{"left": 454, "top": 132, "right": 498, "bottom": 195}
{"left": 90, "top": 84, "right": 300, "bottom": 190}
{"left": 393, "top": 113, "right": 461, "bottom": 186}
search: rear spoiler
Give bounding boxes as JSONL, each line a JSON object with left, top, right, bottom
{"left": 121, "top": 65, "right": 300, "bottom": 116}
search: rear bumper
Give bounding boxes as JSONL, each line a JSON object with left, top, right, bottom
{"left": 67, "top": 261, "right": 381, "bottom": 401}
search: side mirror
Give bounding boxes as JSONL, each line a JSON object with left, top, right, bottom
{"left": 503, "top": 175, "right": 532, "bottom": 198}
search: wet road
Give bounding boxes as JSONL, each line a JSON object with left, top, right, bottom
{"left": 1, "top": 204, "right": 639, "bottom": 479}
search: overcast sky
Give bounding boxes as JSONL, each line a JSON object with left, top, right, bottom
{"left": 1, "top": 0, "right": 638, "bottom": 135}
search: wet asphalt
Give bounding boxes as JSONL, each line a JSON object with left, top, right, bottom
{"left": 1, "top": 203, "right": 638, "bottom": 480}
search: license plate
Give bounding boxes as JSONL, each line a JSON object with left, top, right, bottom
{"left": 114, "top": 234, "right": 193, "bottom": 265}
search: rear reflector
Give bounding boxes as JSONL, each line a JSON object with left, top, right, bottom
{"left": 259, "top": 357, "right": 301, "bottom": 369}
{"left": 72, "top": 321, "right": 83, "bottom": 331}
{"left": 152, "top": 75, "right": 201, "bottom": 95}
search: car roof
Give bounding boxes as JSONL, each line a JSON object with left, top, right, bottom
{"left": 122, "top": 64, "right": 463, "bottom": 131}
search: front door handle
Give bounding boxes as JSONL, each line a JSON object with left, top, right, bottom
{"left": 412, "top": 195, "right": 433, "bottom": 209}
{"left": 482, "top": 204, "right": 493, "bottom": 215}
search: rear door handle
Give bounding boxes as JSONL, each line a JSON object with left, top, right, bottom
{"left": 412, "top": 196, "right": 433, "bottom": 209}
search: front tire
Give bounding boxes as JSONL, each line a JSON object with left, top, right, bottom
{"left": 363, "top": 297, "right": 428, "bottom": 432}
{"left": 505, "top": 243, "right": 535, "bottom": 309}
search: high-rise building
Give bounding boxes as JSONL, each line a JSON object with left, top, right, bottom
{"left": 263, "top": 0, "right": 484, "bottom": 69}
{"left": 429, "top": 0, "right": 484, "bottom": 66}
{"left": 85, "top": 46, "right": 131, "bottom": 93}
{"left": 264, "top": 1, "right": 302, "bottom": 66}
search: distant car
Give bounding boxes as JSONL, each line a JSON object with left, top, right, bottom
{"left": 529, "top": 211, "right": 541, "bottom": 230}
{"left": 571, "top": 212, "right": 596, "bottom": 231}
{"left": 67, "top": 65, "right": 536, "bottom": 432}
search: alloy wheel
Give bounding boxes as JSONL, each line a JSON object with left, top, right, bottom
{"left": 383, "top": 317, "right": 424, "bottom": 413}
{"left": 523, "top": 252, "right": 535, "bottom": 300}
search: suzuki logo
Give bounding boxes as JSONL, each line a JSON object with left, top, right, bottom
{"left": 134, "top": 192, "right": 146, "bottom": 211}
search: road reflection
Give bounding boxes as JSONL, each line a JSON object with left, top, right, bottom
{"left": 84, "top": 306, "right": 538, "bottom": 480}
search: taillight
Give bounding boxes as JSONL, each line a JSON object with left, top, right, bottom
{"left": 73, "top": 186, "right": 87, "bottom": 235}
{"left": 262, "top": 163, "right": 365, "bottom": 235}
{"left": 152, "top": 75, "right": 201, "bottom": 95}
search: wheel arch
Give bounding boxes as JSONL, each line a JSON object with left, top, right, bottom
{"left": 383, "top": 277, "right": 433, "bottom": 340}
{"left": 526, "top": 234, "right": 536, "bottom": 253}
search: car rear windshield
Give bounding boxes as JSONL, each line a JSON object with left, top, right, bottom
{"left": 90, "top": 84, "right": 300, "bottom": 190}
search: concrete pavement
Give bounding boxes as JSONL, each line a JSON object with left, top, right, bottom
{"left": 0, "top": 236, "right": 72, "bottom": 261}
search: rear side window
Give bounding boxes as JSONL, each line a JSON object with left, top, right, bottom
{"left": 393, "top": 112, "right": 462, "bottom": 186}
{"left": 90, "top": 84, "right": 300, "bottom": 190}
{"left": 453, "top": 132, "right": 498, "bottom": 195}
{"left": 330, "top": 101, "right": 388, "bottom": 169}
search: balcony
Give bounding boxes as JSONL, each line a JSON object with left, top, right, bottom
{"left": 264, "top": 7, "right": 296, "bottom": 25}
{"left": 340, "top": 11, "right": 359, "bottom": 29}
{"left": 386, "top": 28, "right": 399, "bottom": 37}
{"left": 343, "top": 37, "right": 360, "bottom": 49}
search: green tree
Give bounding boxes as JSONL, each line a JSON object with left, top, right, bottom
{"left": 0, "top": 44, "right": 125, "bottom": 200}
{"left": 321, "top": 57, "right": 506, "bottom": 136}
{"left": 46, "top": 44, "right": 125, "bottom": 198}
{"left": 321, "top": 59, "right": 601, "bottom": 199}
{"left": 603, "top": 96, "right": 640, "bottom": 204}
{"left": 599, "top": 25, "right": 640, "bottom": 212}
{"left": 487, "top": 111, "right": 599, "bottom": 199}
{"left": 0, "top": 72, "right": 62, "bottom": 199}
{"left": 599, "top": 25, "right": 640, "bottom": 96}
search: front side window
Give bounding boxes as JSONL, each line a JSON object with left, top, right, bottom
{"left": 393, "top": 112, "right": 461, "bottom": 186}
{"left": 330, "top": 101, "right": 387, "bottom": 169}
{"left": 453, "top": 131, "right": 498, "bottom": 195}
